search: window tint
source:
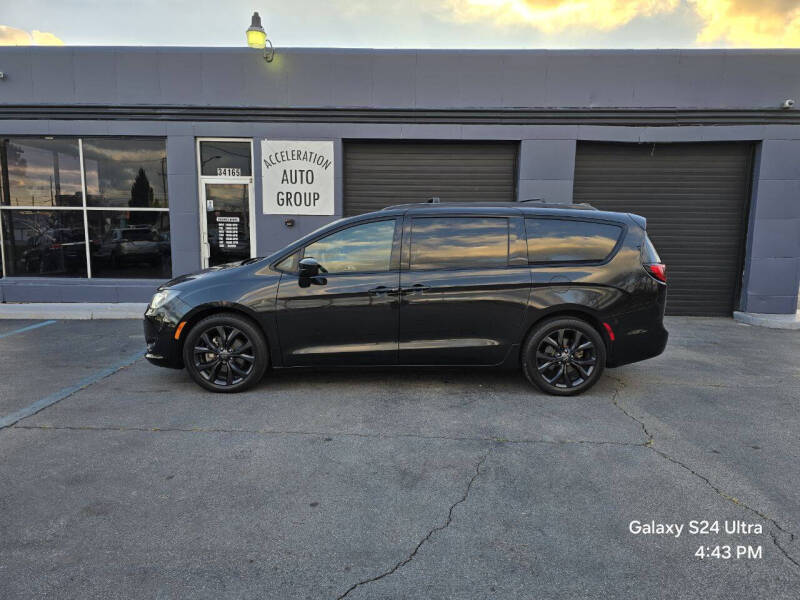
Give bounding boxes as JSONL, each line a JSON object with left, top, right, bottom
{"left": 87, "top": 211, "right": 171, "bottom": 279}
{"left": 0, "top": 136, "right": 170, "bottom": 279}
{"left": 199, "top": 141, "right": 252, "bottom": 177}
{"left": 304, "top": 220, "right": 395, "bottom": 274}
{"left": 275, "top": 251, "right": 299, "bottom": 273}
{"left": 410, "top": 217, "right": 508, "bottom": 271}
{"left": 525, "top": 218, "right": 622, "bottom": 263}
{"left": 1, "top": 138, "right": 83, "bottom": 207}
{"left": 82, "top": 138, "right": 168, "bottom": 208}
{"left": 642, "top": 235, "right": 661, "bottom": 263}
{"left": 0, "top": 209, "right": 88, "bottom": 277}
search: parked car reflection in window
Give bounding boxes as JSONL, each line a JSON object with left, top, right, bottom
{"left": 0, "top": 210, "right": 87, "bottom": 276}
{"left": 88, "top": 211, "right": 171, "bottom": 278}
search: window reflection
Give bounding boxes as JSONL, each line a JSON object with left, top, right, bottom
{"left": 304, "top": 220, "right": 395, "bottom": 274}
{"left": 0, "top": 210, "right": 87, "bottom": 277}
{"left": 410, "top": 217, "right": 508, "bottom": 271}
{"left": 0, "top": 138, "right": 83, "bottom": 207}
{"left": 88, "top": 211, "right": 171, "bottom": 278}
{"left": 83, "top": 138, "right": 168, "bottom": 208}
{"left": 525, "top": 219, "right": 622, "bottom": 263}
{"left": 200, "top": 141, "right": 252, "bottom": 177}
{"left": 275, "top": 251, "right": 299, "bottom": 273}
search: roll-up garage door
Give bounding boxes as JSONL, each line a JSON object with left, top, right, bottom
{"left": 343, "top": 141, "right": 518, "bottom": 216}
{"left": 573, "top": 142, "right": 753, "bottom": 316}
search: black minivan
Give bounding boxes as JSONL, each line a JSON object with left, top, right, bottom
{"left": 144, "top": 202, "right": 667, "bottom": 395}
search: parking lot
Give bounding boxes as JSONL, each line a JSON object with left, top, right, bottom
{"left": 0, "top": 316, "right": 798, "bottom": 599}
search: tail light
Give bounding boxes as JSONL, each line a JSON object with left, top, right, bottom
{"left": 645, "top": 263, "right": 666, "bottom": 283}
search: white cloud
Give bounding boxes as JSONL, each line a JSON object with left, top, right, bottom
{"left": 444, "top": 0, "right": 680, "bottom": 33}
{"left": 0, "top": 25, "right": 64, "bottom": 46}
{"left": 443, "top": 0, "right": 800, "bottom": 46}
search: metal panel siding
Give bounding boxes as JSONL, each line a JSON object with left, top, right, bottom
{"left": 574, "top": 142, "right": 753, "bottom": 316}
{"left": 343, "top": 141, "right": 518, "bottom": 216}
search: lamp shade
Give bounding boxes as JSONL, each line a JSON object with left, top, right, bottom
{"left": 246, "top": 12, "right": 267, "bottom": 49}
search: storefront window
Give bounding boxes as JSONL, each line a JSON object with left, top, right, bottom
{"left": 0, "top": 136, "right": 170, "bottom": 279}
{"left": 0, "top": 138, "right": 83, "bottom": 207}
{"left": 87, "top": 211, "right": 171, "bottom": 279}
{"left": 83, "top": 138, "right": 168, "bottom": 208}
{"left": 0, "top": 209, "right": 88, "bottom": 277}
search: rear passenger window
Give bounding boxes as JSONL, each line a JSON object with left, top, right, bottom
{"left": 642, "top": 235, "right": 661, "bottom": 263}
{"left": 410, "top": 217, "right": 509, "bottom": 270}
{"left": 525, "top": 218, "right": 622, "bottom": 264}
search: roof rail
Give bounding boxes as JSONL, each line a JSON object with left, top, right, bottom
{"left": 520, "top": 199, "right": 597, "bottom": 210}
{"left": 379, "top": 200, "right": 598, "bottom": 211}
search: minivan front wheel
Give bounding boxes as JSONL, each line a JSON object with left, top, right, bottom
{"left": 183, "top": 312, "right": 268, "bottom": 393}
{"left": 522, "top": 317, "right": 606, "bottom": 396}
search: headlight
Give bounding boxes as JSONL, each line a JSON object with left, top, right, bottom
{"left": 149, "top": 289, "right": 180, "bottom": 310}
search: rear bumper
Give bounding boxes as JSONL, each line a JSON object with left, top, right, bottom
{"left": 606, "top": 324, "right": 668, "bottom": 368}
{"left": 606, "top": 278, "right": 668, "bottom": 368}
{"left": 143, "top": 315, "right": 184, "bottom": 369}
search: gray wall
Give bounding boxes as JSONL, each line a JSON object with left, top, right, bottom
{"left": 1, "top": 47, "right": 800, "bottom": 110}
{"left": 0, "top": 48, "right": 798, "bottom": 312}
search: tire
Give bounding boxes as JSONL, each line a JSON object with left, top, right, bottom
{"left": 522, "top": 317, "right": 606, "bottom": 396}
{"left": 182, "top": 312, "right": 269, "bottom": 393}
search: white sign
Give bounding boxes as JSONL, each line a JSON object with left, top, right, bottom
{"left": 216, "top": 215, "right": 240, "bottom": 248}
{"left": 261, "top": 140, "right": 335, "bottom": 215}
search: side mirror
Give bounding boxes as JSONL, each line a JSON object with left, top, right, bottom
{"left": 299, "top": 257, "right": 326, "bottom": 278}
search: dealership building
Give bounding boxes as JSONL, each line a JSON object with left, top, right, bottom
{"left": 0, "top": 47, "right": 798, "bottom": 318}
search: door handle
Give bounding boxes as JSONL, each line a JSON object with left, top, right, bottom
{"left": 401, "top": 284, "right": 430, "bottom": 295}
{"left": 368, "top": 286, "right": 400, "bottom": 296}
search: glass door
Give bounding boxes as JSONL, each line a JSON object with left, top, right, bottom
{"left": 197, "top": 139, "right": 255, "bottom": 268}
{"left": 203, "top": 184, "right": 251, "bottom": 267}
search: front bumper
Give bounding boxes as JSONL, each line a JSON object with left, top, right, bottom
{"left": 144, "top": 314, "right": 184, "bottom": 369}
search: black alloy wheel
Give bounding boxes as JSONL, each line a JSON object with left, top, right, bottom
{"left": 522, "top": 317, "right": 606, "bottom": 396}
{"left": 183, "top": 312, "right": 268, "bottom": 393}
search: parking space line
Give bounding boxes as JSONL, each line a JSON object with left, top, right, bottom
{"left": 0, "top": 351, "right": 143, "bottom": 430}
{"left": 0, "top": 320, "right": 57, "bottom": 339}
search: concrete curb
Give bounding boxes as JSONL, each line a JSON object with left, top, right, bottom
{"left": 733, "top": 311, "right": 800, "bottom": 330}
{"left": 0, "top": 303, "right": 147, "bottom": 320}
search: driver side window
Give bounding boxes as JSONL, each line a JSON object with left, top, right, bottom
{"left": 303, "top": 220, "right": 396, "bottom": 275}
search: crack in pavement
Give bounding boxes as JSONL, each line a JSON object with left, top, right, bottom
{"left": 13, "top": 423, "right": 647, "bottom": 448}
{"left": 335, "top": 449, "right": 491, "bottom": 600}
{"left": 652, "top": 445, "right": 800, "bottom": 569}
{"left": 11, "top": 357, "right": 798, "bottom": 576}
{"left": 608, "top": 377, "right": 800, "bottom": 570}
{"left": 610, "top": 384, "right": 653, "bottom": 445}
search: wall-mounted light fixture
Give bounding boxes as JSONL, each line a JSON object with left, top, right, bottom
{"left": 247, "top": 12, "right": 274, "bottom": 63}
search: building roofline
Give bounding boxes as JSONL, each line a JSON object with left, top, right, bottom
{"left": 2, "top": 46, "right": 800, "bottom": 55}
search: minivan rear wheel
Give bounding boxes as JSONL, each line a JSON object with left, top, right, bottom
{"left": 183, "top": 312, "right": 268, "bottom": 393}
{"left": 522, "top": 317, "right": 606, "bottom": 396}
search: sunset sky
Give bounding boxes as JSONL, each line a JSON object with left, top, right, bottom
{"left": 1, "top": 0, "right": 799, "bottom": 48}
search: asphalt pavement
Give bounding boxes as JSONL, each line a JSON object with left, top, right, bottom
{"left": 0, "top": 316, "right": 798, "bottom": 599}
